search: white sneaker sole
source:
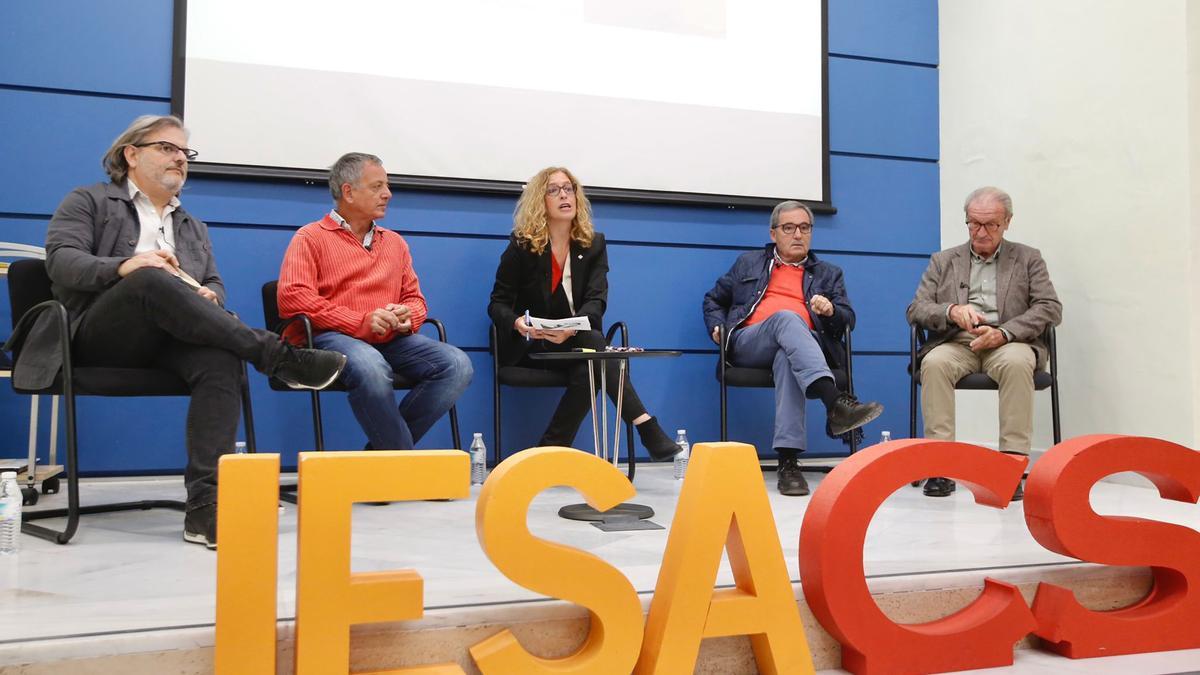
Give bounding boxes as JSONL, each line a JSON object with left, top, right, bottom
{"left": 183, "top": 530, "right": 217, "bottom": 550}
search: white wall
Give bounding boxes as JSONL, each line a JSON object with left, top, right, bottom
{"left": 939, "top": 0, "right": 1198, "bottom": 451}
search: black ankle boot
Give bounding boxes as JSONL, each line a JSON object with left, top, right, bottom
{"left": 636, "top": 417, "right": 679, "bottom": 461}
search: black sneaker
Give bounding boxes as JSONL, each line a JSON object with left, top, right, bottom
{"left": 826, "top": 393, "right": 884, "bottom": 436}
{"left": 273, "top": 346, "right": 347, "bottom": 390}
{"left": 923, "top": 476, "right": 956, "bottom": 497}
{"left": 777, "top": 457, "right": 810, "bottom": 496}
{"left": 183, "top": 504, "right": 217, "bottom": 550}
{"left": 636, "top": 417, "right": 680, "bottom": 462}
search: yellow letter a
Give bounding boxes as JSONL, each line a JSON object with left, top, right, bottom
{"left": 635, "top": 442, "right": 814, "bottom": 675}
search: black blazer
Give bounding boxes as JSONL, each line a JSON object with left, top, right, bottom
{"left": 487, "top": 232, "right": 608, "bottom": 366}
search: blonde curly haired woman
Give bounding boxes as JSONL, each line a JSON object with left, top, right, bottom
{"left": 487, "top": 167, "right": 678, "bottom": 459}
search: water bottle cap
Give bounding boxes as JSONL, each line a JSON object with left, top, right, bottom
{"left": 0, "top": 472, "right": 15, "bottom": 480}
{"left": 473, "top": 432, "right": 483, "bottom": 439}
{"left": 677, "top": 429, "right": 686, "bottom": 435}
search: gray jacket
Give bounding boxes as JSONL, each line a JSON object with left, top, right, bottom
{"left": 906, "top": 240, "right": 1062, "bottom": 369}
{"left": 12, "top": 181, "right": 224, "bottom": 389}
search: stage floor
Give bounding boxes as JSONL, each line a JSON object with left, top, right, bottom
{"left": 1, "top": 462, "right": 1198, "bottom": 671}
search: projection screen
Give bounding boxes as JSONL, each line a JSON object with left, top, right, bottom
{"left": 175, "top": 0, "right": 829, "bottom": 206}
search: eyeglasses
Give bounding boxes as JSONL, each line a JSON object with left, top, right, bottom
{"left": 546, "top": 184, "right": 575, "bottom": 197}
{"left": 966, "top": 220, "right": 1004, "bottom": 233}
{"left": 772, "top": 222, "right": 813, "bottom": 236}
{"left": 133, "top": 140, "right": 198, "bottom": 161}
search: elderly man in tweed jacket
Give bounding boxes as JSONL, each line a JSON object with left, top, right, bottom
{"left": 906, "top": 186, "right": 1062, "bottom": 499}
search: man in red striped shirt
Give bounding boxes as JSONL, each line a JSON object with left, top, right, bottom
{"left": 278, "top": 153, "right": 472, "bottom": 451}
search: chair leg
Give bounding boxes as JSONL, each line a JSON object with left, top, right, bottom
{"left": 240, "top": 364, "right": 257, "bottom": 453}
{"left": 447, "top": 404, "right": 462, "bottom": 451}
{"left": 625, "top": 421, "right": 636, "bottom": 481}
{"left": 22, "top": 389, "right": 80, "bottom": 544}
{"left": 909, "top": 380, "right": 918, "bottom": 440}
{"left": 21, "top": 390, "right": 187, "bottom": 544}
{"left": 493, "top": 381, "right": 503, "bottom": 467}
{"left": 1050, "top": 382, "right": 1062, "bottom": 445}
{"left": 310, "top": 390, "right": 325, "bottom": 452}
{"left": 719, "top": 380, "right": 729, "bottom": 442}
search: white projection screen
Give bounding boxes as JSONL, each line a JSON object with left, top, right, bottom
{"left": 176, "top": 0, "right": 829, "bottom": 206}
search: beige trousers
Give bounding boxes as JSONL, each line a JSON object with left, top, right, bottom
{"left": 919, "top": 331, "right": 1036, "bottom": 454}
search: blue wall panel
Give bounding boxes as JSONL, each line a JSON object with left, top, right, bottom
{"left": 0, "top": 1, "right": 940, "bottom": 473}
{"left": 829, "top": 57, "right": 939, "bottom": 159}
{"left": 829, "top": 0, "right": 939, "bottom": 65}
{"left": 826, "top": 155, "right": 940, "bottom": 255}
{"left": 0, "top": 1, "right": 173, "bottom": 97}
{"left": 0, "top": 90, "right": 170, "bottom": 215}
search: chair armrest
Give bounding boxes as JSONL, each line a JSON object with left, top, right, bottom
{"left": 1045, "top": 325, "right": 1058, "bottom": 377}
{"left": 909, "top": 324, "right": 920, "bottom": 379}
{"left": 271, "top": 314, "right": 316, "bottom": 348}
{"left": 422, "top": 317, "right": 449, "bottom": 343}
{"left": 843, "top": 324, "right": 854, "bottom": 396}
{"left": 3, "top": 299, "right": 73, "bottom": 377}
{"left": 604, "top": 321, "right": 629, "bottom": 348}
{"left": 718, "top": 324, "right": 728, "bottom": 384}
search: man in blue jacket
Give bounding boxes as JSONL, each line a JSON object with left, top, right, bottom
{"left": 703, "top": 201, "right": 883, "bottom": 496}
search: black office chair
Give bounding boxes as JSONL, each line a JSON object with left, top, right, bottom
{"left": 907, "top": 325, "right": 1061, "bottom": 487}
{"left": 717, "top": 324, "right": 859, "bottom": 470}
{"left": 3, "top": 259, "right": 257, "bottom": 544}
{"left": 260, "top": 280, "right": 462, "bottom": 453}
{"left": 489, "top": 322, "right": 637, "bottom": 480}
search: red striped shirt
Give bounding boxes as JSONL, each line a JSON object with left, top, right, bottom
{"left": 277, "top": 214, "right": 428, "bottom": 344}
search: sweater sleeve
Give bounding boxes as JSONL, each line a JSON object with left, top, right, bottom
{"left": 392, "top": 236, "right": 428, "bottom": 334}
{"left": 277, "top": 229, "right": 371, "bottom": 339}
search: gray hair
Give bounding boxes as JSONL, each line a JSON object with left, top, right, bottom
{"left": 964, "top": 186, "right": 1013, "bottom": 219}
{"left": 329, "top": 152, "right": 383, "bottom": 201}
{"left": 769, "top": 200, "right": 814, "bottom": 228}
{"left": 102, "top": 115, "right": 187, "bottom": 183}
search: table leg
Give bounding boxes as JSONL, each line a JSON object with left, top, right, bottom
{"left": 557, "top": 355, "right": 654, "bottom": 525}
{"left": 587, "top": 360, "right": 600, "bottom": 457}
{"left": 611, "top": 359, "right": 626, "bottom": 468}
{"left": 600, "top": 359, "right": 608, "bottom": 462}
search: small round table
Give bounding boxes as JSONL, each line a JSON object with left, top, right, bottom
{"left": 529, "top": 349, "right": 681, "bottom": 522}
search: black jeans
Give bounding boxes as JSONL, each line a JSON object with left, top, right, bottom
{"left": 72, "top": 268, "right": 285, "bottom": 510}
{"left": 520, "top": 329, "right": 648, "bottom": 446}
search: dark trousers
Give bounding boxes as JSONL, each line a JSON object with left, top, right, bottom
{"left": 520, "top": 330, "right": 648, "bottom": 446}
{"left": 72, "top": 268, "right": 284, "bottom": 510}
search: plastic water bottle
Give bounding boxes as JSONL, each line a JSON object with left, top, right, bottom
{"left": 0, "top": 472, "right": 21, "bottom": 556}
{"left": 234, "top": 441, "right": 248, "bottom": 454}
{"left": 470, "top": 433, "right": 487, "bottom": 486}
{"left": 880, "top": 430, "right": 892, "bottom": 444}
{"left": 673, "top": 430, "right": 690, "bottom": 480}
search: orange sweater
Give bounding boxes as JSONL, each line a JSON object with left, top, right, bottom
{"left": 277, "top": 215, "right": 427, "bottom": 344}
{"left": 743, "top": 263, "right": 814, "bottom": 329}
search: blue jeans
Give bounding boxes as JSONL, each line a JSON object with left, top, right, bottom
{"left": 312, "top": 331, "right": 473, "bottom": 450}
{"left": 729, "top": 311, "right": 832, "bottom": 451}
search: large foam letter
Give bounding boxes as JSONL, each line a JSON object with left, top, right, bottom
{"left": 470, "top": 447, "right": 643, "bottom": 675}
{"left": 294, "top": 450, "right": 469, "bottom": 675}
{"left": 799, "top": 439, "right": 1034, "bottom": 675}
{"left": 1025, "top": 434, "right": 1200, "bottom": 657}
{"left": 215, "top": 453, "right": 280, "bottom": 675}
{"left": 635, "top": 442, "right": 813, "bottom": 675}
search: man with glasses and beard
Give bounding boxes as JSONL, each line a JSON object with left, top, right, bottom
{"left": 703, "top": 201, "right": 884, "bottom": 497}
{"left": 907, "top": 186, "right": 1062, "bottom": 500}
{"left": 15, "top": 115, "right": 347, "bottom": 549}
